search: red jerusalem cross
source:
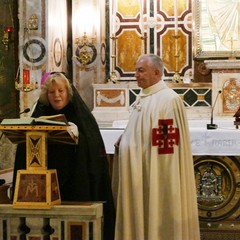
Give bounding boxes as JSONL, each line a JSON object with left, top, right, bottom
{"left": 152, "top": 119, "right": 179, "bottom": 154}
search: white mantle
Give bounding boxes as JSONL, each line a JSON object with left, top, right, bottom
{"left": 204, "top": 60, "right": 240, "bottom": 70}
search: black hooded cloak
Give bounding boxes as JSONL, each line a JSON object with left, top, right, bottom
{"left": 13, "top": 85, "right": 115, "bottom": 240}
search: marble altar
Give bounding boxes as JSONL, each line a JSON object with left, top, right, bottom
{"left": 100, "top": 118, "right": 240, "bottom": 155}
{"left": 204, "top": 59, "right": 240, "bottom": 117}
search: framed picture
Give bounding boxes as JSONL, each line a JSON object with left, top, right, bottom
{"left": 193, "top": 0, "right": 240, "bottom": 59}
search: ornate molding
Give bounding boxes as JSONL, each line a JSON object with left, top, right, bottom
{"left": 96, "top": 91, "right": 125, "bottom": 106}
{"left": 205, "top": 60, "right": 240, "bottom": 70}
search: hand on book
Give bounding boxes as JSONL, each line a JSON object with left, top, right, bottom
{"left": 68, "top": 122, "right": 79, "bottom": 138}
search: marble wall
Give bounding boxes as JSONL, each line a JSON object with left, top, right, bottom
{"left": 0, "top": 134, "right": 16, "bottom": 183}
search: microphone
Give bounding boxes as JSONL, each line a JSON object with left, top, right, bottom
{"left": 19, "top": 108, "right": 30, "bottom": 115}
{"left": 207, "top": 90, "right": 222, "bottom": 130}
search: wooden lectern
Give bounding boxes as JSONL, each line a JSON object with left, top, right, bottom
{"left": 0, "top": 124, "right": 77, "bottom": 209}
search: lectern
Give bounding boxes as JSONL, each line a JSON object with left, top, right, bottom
{"left": 0, "top": 124, "right": 77, "bottom": 209}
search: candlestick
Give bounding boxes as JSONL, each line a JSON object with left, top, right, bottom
{"left": 108, "top": 34, "right": 118, "bottom": 83}
{"left": 172, "top": 35, "right": 181, "bottom": 83}
{"left": 227, "top": 36, "right": 237, "bottom": 60}
{"left": 140, "top": 32, "right": 147, "bottom": 54}
{"left": 174, "top": 0, "right": 178, "bottom": 35}
{"left": 112, "top": 0, "right": 117, "bottom": 34}
{"left": 2, "top": 27, "right": 13, "bottom": 51}
{"left": 139, "top": 0, "right": 144, "bottom": 34}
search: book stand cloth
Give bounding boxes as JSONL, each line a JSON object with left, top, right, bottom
{"left": 0, "top": 125, "right": 77, "bottom": 209}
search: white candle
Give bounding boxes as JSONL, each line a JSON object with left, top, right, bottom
{"left": 139, "top": 0, "right": 144, "bottom": 34}
{"left": 112, "top": 0, "right": 117, "bottom": 34}
{"left": 174, "top": 0, "right": 178, "bottom": 35}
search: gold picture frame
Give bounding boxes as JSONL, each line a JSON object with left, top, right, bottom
{"left": 193, "top": 0, "right": 240, "bottom": 59}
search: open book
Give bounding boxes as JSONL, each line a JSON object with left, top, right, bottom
{"left": 38, "top": 114, "right": 68, "bottom": 124}
{"left": 1, "top": 114, "right": 68, "bottom": 126}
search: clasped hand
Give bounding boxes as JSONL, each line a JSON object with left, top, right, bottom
{"left": 68, "top": 122, "right": 79, "bottom": 138}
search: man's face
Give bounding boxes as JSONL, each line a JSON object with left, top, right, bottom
{"left": 134, "top": 57, "right": 159, "bottom": 89}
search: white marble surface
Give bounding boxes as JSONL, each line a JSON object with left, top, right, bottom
{"left": 204, "top": 60, "right": 240, "bottom": 69}
{"left": 111, "top": 118, "right": 236, "bottom": 129}
{"left": 188, "top": 118, "right": 236, "bottom": 129}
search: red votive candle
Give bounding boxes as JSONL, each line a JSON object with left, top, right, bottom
{"left": 23, "top": 69, "right": 30, "bottom": 84}
{"left": 4, "top": 27, "right": 13, "bottom": 33}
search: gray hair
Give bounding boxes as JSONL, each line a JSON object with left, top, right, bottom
{"left": 39, "top": 72, "right": 73, "bottom": 106}
{"left": 138, "top": 54, "right": 164, "bottom": 76}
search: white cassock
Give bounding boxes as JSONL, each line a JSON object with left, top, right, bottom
{"left": 112, "top": 80, "right": 200, "bottom": 240}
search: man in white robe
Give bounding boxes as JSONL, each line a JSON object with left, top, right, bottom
{"left": 113, "top": 54, "right": 200, "bottom": 240}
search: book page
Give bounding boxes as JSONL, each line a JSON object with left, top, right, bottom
{"left": 34, "top": 118, "right": 67, "bottom": 126}
{"left": 1, "top": 117, "right": 66, "bottom": 126}
{"left": 1, "top": 118, "right": 34, "bottom": 125}
{"left": 38, "top": 114, "right": 68, "bottom": 124}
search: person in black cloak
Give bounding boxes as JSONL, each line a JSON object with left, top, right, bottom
{"left": 12, "top": 72, "right": 115, "bottom": 240}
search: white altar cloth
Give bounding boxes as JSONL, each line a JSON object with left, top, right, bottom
{"left": 190, "top": 127, "right": 240, "bottom": 155}
{"left": 100, "top": 119, "right": 240, "bottom": 156}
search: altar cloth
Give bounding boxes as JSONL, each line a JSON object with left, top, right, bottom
{"left": 190, "top": 127, "right": 240, "bottom": 155}
{"left": 100, "top": 119, "right": 240, "bottom": 156}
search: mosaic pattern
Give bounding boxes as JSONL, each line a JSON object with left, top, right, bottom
{"left": 174, "top": 88, "right": 211, "bottom": 107}
{"left": 128, "top": 87, "right": 211, "bottom": 108}
{"left": 114, "top": 0, "right": 192, "bottom": 81}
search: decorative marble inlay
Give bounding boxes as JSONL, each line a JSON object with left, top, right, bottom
{"left": 92, "top": 83, "right": 212, "bottom": 124}
{"left": 117, "top": 30, "right": 142, "bottom": 73}
{"left": 162, "top": 30, "right": 188, "bottom": 74}
{"left": 96, "top": 89, "right": 125, "bottom": 107}
{"left": 67, "top": 221, "right": 86, "bottom": 240}
{"left": 205, "top": 60, "right": 240, "bottom": 116}
{"left": 0, "top": 203, "right": 102, "bottom": 239}
{"left": 223, "top": 78, "right": 240, "bottom": 113}
{"left": 114, "top": 0, "right": 192, "bottom": 81}
{"left": 173, "top": 87, "right": 211, "bottom": 107}
{"left": 118, "top": 0, "right": 139, "bottom": 17}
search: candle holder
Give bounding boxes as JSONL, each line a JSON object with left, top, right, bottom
{"left": 172, "top": 34, "right": 182, "bottom": 83}
{"left": 2, "top": 27, "right": 13, "bottom": 51}
{"left": 109, "top": 70, "right": 118, "bottom": 84}
{"left": 108, "top": 34, "right": 119, "bottom": 83}
{"left": 15, "top": 81, "right": 38, "bottom": 92}
{"left": 15, "top": 68, "right": 38, "bottom": 92}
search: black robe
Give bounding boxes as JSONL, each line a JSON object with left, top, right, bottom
{"left": 13, "top": 86, "right": 115, "bottom": 240}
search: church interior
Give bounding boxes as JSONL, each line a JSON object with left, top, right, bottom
{"left": 1, "top": 0, "right": 240, "bottom": 239}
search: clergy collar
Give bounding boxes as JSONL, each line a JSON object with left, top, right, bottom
{"left": 140, "top": 80, "right": 167, "bottom": 97}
